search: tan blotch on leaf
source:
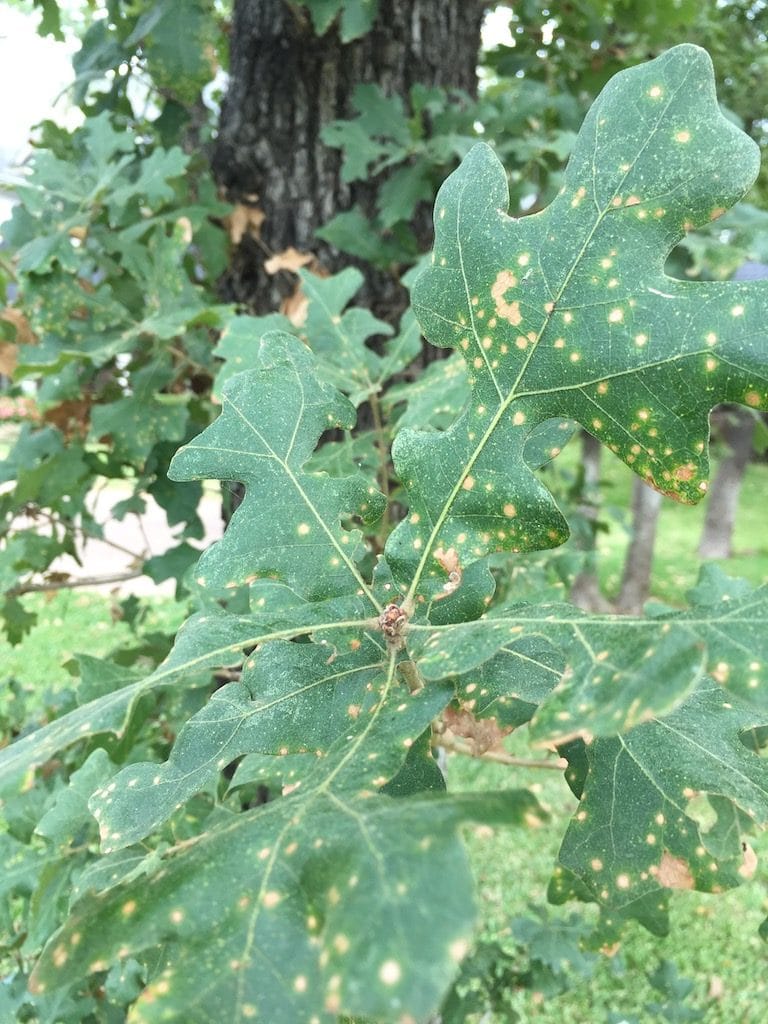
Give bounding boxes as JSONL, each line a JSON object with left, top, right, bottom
{"left": 656, "top": 851, "right": 694, "bottom": 890}
{"left": 433, "top": 546, "right": 462, "bottom": 599}
{"left": 491, "top": 269, "right": 523, "bottom": 326}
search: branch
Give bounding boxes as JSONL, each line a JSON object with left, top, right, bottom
{"left": 435, "top": 733, "right": 567, "bottom": 771}
{"left": 7, "top": 570, "right": 145, "bottom": 597}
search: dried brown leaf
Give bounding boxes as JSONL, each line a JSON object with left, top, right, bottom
{"left": 1, "top": 307, "right": 37, "bottom": 346}
{"left": 280, "top": 285, "right": 309, "bottom": 328}
{"left": 228, "top": 203, "right": 266, "bottom": 244}
{"left": 442, "top": 705, "right": 512, "bottom": 756}
{"left": 264, "top": 247, "right": 314, "bottom": 275}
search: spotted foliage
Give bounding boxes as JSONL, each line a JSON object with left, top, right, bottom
{"left": 5, "top": 44, "right": 768, "bottom": 1024}
{"left": 386, "top": 45, "right": 768, "bottom": 601}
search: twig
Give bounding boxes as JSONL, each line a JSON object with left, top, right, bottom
{"left": 8, "top": 570, "right": 145, "bottom": 597}
{"left": 22, "top": 507, "right": 147, "bottom": 562}
{"left": 435, "top": 733, "right": 567, "bottom": 771}
{"left": 369, "top": 389, "right": 391, "bottom": 539}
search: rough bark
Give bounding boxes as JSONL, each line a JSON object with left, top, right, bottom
{"left": 698, "top": 405, "right": 755, "bottom": 559}
{"left": 570, "top": 430, "right": 613, "bottom": 612}
{"left": 616, "top": 478, "right": 663, "bottom": 614}
{"left": 212, "top": 0, "right": 485, "bottom": 317}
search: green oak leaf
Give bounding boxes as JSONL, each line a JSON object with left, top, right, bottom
{"left": 214, "top": 271, "right": 414, "bottom": 408}
{"left": 32, "top": 674, "right": 538, "bottom": 1023}
{"left": 386, "top": 45, "right": 768, "bottom": 601}
{"left": 90, "top": 636, "right": 389, "bottom": 851}
{"left": 169, "top": 331, "right": 385, "bottom": 603}
{"left": 0, "top": 596, "right": 370, "bottom": 801}
{"left": 549, "top": 680, "right": 768, "bottom": 935}
{"left": 35, "top": 749, "right": 115, "bottom": 849}
{"left": 299, "top": 267, "right": 394, "bottom": 405}
{"left": 410, "top": 569, "right": 768, "bottom": 740}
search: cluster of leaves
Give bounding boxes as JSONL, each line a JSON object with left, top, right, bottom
{"left": 2, "top": 46, "right": 768, "bottom": 1023}
{"left": 0, "top": 0, "right": 231, "bottom": 641}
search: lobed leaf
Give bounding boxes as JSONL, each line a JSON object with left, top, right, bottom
{"left": 549, "top": 681, "right": 768, "bottom": 935}
{"left": 33, "top": 671, "right": 538, "bottom": 1023}
{"left": 386, "top": 45, "right": 768, "bottom": 601}
{"left": 170, "top": 331, "right": 385, "bottom": 604}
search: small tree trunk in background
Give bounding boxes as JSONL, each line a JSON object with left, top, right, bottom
{"left": 212, "top": 0, "right": 485, "bottom": 318}
{"left": 616, "top": 478, "right": 663, "bottom": 614}
{"left": 570, "top": 431, "right": 613, "bottom": 612}
{"left": 698, "top": 406, "right": 755, "bottom": 559}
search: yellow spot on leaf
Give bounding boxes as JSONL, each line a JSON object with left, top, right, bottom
{"left": 379, "top": 960, "right": 402, "bottom": 985}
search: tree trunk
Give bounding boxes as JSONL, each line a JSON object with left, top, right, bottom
{"left": 616, "top": 478, "right": 663, "bottom": 614}
{"left": 698, "top": 406, "right": 755, "bottom": 559}
{"left": 212, "top": 0, "right": 485, "bottom": 317}
{"left": 570, "top": 430, "right": 613, "bottom": 612}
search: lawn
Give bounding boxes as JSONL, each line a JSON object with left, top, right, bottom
{"left": 2, "top": 453, "right": 767, "bottom": 1023}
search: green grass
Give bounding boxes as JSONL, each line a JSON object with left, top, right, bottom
{"left": 0, "top": 591, "right": 185, "bottom": 717}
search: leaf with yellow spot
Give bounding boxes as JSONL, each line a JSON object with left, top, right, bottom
{"left": 171, "top": 331, "right": 385, "bottom": 603}
{"left": 387, "top": 44, "right": 768, "bottom": 600}
{"left": 550, "top": 680, "right": 768, "bottom": 936}
{"left": 412, "top": 568, "right": 768, "bottom": 741}
{"left": 90, "top": 637, "right": 388, "bottom": 851}
{"left": 32, "top": 676, "right": 540, "bottom": 1023}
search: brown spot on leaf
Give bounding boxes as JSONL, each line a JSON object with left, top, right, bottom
{"left": 657, "top": 851, "right": 694, "bottom": 890}
{"left": 491, "top": 270, "right": 522, "bottom": 325}
{"left": 673, "top": 463, "right": 696, "bottom": 482}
